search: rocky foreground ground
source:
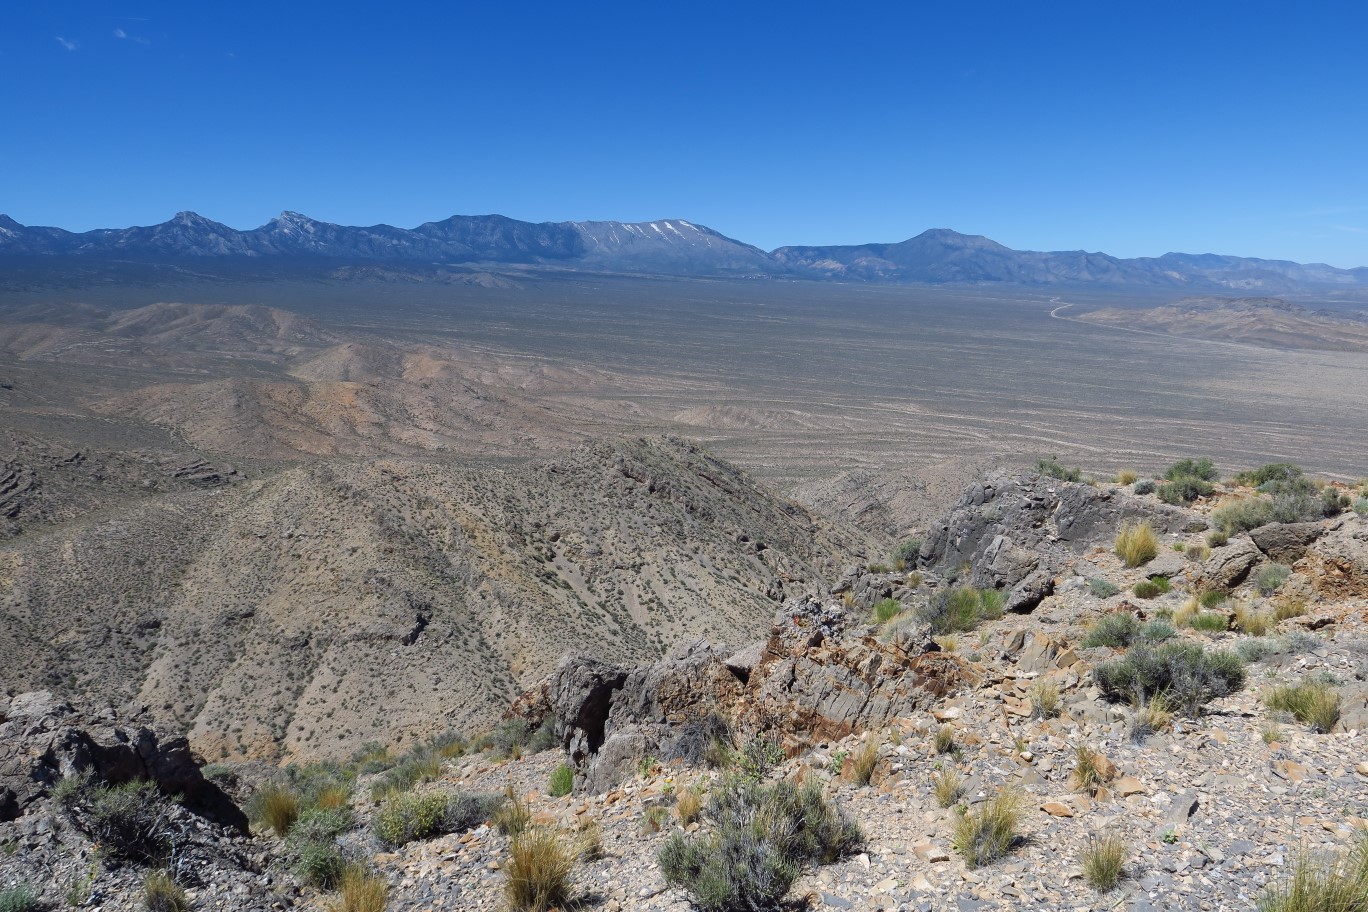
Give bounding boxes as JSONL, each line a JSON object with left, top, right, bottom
{"left": 2, "top": 468, "right": 1367, "bottom": 911}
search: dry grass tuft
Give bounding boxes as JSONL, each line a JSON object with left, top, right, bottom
{"left": 1234, "top": 602, "right": 1273, "bottom": 636}
{"left": 675, "top": 788, "right": 702, "bottom": 826}
{"left": 933, "top": 726, "right": 957, "bottom": 756}
{"left": 1028, "top": 680, "right": 1061, "bottom": 719}
{"left": 1114, "top": 521, "right": 1159, "bottom": 568}
{"left": 1117, "top": 469, "right": 1139, "bottom": 485}
{"left": 494, "top": 787, "right": 531, "bottom": 836}
{"left": 331, "top": 866, "right": 387, "bottom": 912}
{"left": 1071, "top": 745, "right": 1107, "bottom": 795}
{"left": 504, "top": 827, "right": 577, "bottom": 912}
{"left": 253, "top": 783, "right": 299, "bottom": 837}
{"left": 851, "top": 738, "right": 881, "bottom": 787}
{"left": 1081, "top": 831, "right": 1129, "bottom": 892}
{"left": 1259, "top": 832, "right": 1368, "bottom": 912}
{"left": 1265, "top": 681, "right": 1341, "bottom": 734}
{"left": 951, "top": 789, "right": 1021, "bottom": 868}
{"left": 931, "top": 768, "right": 965, "bottom": 808}
{"left": 1129, "top": 694, "right": 1173, "bottom": 741}
{"left": 143, "top": 871, "right": 189, "bottom": 912}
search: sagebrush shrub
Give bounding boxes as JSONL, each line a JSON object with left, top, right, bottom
{"left": 293, "top": 840, "right": 346, "bottom": 889}
{"left": 1158, "top": 477, "right": 1214, "bottom": 504}
{"left": 0, "top": 887, "right": 40, "bottom": 912}
{"left": 1083, "top": 612, "right": 1139, "bottom": 649}
{"left": 1095, "top": 642, "right": 1245, "bottom": 715}
{"left": 1165, "top": 457, "right": 1218, "bottom": 482}
{"left": 1236, "top": 463, "right": 1302, "bottom": 487}
{"left": 1087, "top": 578, "right": 1120, "bottom": 599}
{"left": 658, "top": 778, "right": 861, "bottom": 911}
{"left": 1035, "top": 457, "right": 1082, "bottom": 482}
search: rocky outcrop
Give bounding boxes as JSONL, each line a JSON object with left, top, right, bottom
{"left": 547, "top": 597, "right": 974, "bottom": 793}
{"left": 1298, "top": 517, "right": 1368, "bottom": 599}
{"left": 0, "top": 691, "right": 245, "bottom": 832}
{"left": 1249, "top": 522, "right": 1325, "bottom": 563}
{"left": 918, "top": 472, "right": 1192, "bottom": 612}
{"left": 1196, "top": 538, "right": 1262, "bottom": 590}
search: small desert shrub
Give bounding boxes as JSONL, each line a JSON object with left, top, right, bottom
{"left": 1070, "top": 745, "right": 1107, "bottom": 795}
{"left": 1028, "top": 680, "right": 1061, "bottom": 719}
{"left": 483, "top": 720, "right": 535, "bottom": 761}
{"left": 917, "top": 586, "right": 1004, "bottom": 635}
{"left": 1087, "top": 578, "right": 1120, "bottom": 599}
{"left": 1234, "top": 603, "right": 1273, "bottom": 637}
{"left": 1236, "top": 463, "right": 1303, "bottom": 487}
{"left": 933, "top": 634, "right": 958, "bottom": 652}
{"left": 641, "top": 805, "right": 671, "bottom": 834}
{"left": 1273, "top": 598, "right": 1307, "bottom": 622}
{"left": 1159, "top": 477, "right": 1214, "bottom": 505}
{"left": 1186, "top": 542, "right": 1212, "bottom": 561}
{"left": 333, "top": 866, "right": 387, "bottom": 912}
{"left": 369, "top": 752, "right": 442, "bottom": 800}
{"left": 76, "top": 780, "right": 175, "bottom": 864}
{"left": 1095, "top": 642, "right": 1246, "bottom": 715}
{"left": 1211, "top": 497, "right": 1273, "bottom": 534}
{"left": 372, "top": 792, "right": 450, "bottom": 847}
{"left": 892, "top": 538, "right": 922, "bottom": 569}
{"left": 658, "top": 778, "right": 861, "bottom": 911}
{"left": 851, "top": 738, "right": 880, "bottom": 786}
{"left": 143, "top": 871, "right": 189, "bottom": 912}
{"left": 1036, "top": 456, "right": 1082, "bottom": 482}
{"left": 1257, "top": 832, "right": 1368, "bottom": 912}
{"left": 1129, "top": 694, "right": 1173, "bottom": 741}
{"left": 1354, "top": 496, "right": 1368, "bottom": 516}
{"left": 1207, "top": 529, "right": 1228, "bottom": 546}
{"left": 445, "top": 791, "right": 506, "bottom": 832}
{"left": 1133, "top": 479, "right": 1156, "bottom": 495}
{"left": 1083, "top": 612, "right": 1140, "bottom": 649}
{"left": 574, "top": 819, "right": 605, "bottom": 861}
{"left": 905, "top": 570, "right": 923, "bottom": 588}
{"left": 737, "top": 734, "right": 786, "bottom": 781}
{"left": 1117, "top": 469, "right": 1139, "bottom": 485}
{"left": 1165, "top": 457, "right": 1219, "bottom": 482}
{"left": 933, "top": 726, "right": 957, "bottom": 755}
{"left": 288, "top": 806, "right": 354, "bottom": 846}
{"left": 871, "top": 597, "right": 902, "bottom": 624}
{"left": 1261, "top": 721, "right": 1285, "bottom": 744}
{"left": 951, "top": 789, "right": 1021, "bottom": 869}
{"left": 294, "top": 841, "right": 347, "bottom": 889}
{"left": 1265, "top": 682, "right": 1341, "bottom": 733}
{"left": 931, "top": 768, "right": 965, "bottom": 808}
{"left": 0, "top": 887, "right": 40, "bottom": 912}
{"left": 1257, "top": 564, "right": 1292, "bottom": 596}
{"left": 1114, "top": 521, "right": 1159, "bottom": 568}
{"left": 1082, "top": 832, "right": 1129, "bottom": 892}
{"left": 1140, "top": 618, "right": 1177, "bottom": 643}
{"left": 494, "top": 789, "right": 532, "bottom": 836}
{"left": 548, "top": 764, "right": 574, "bottom": 798}
{"left": 250, "top": 782, "right": 300, "bottom": 837}
{"left": 676, "top": 788, "right": 702, "bottom": 826}
{"left": 504, "top": 827, "right": 577, "bottom": 912}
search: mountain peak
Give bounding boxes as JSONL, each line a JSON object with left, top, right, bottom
{"left": 0, "top": 214, "right": 22, "bottom": 231}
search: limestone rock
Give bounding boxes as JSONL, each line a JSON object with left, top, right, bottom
{"left": 1249, "top": 521, "right": 1324, "bottom": 563}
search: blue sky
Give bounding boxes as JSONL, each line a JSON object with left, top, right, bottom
{"left": 3, "top": 1, "right": 1366, "bottom": 266}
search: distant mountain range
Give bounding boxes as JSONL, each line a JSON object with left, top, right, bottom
{"left": 2, "top": 210, "right": 1365, "bottom": 291}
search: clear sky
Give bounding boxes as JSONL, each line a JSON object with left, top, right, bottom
{"left": 3, "top": 1, "right": 1366, "bottom": 267}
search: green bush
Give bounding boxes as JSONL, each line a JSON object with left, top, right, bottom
{"left": 293, "top": 840, "right": 347, "bottom": 889}
{"left": 916, "top": 586, "right": 1004, "bottom": 635}
{"left": 373, "top": 792, "right": 451, "bottom": 847}
{"left": 446, "top": 792, "right": 507, "bottom": 831}
{"left": 1354, "top": 497, "right": 1368, "bottom": 517}
{"left": 369, "top": 751, "right": 442, "bottom": 800}
{"left": 549, "top": 764, "right": 574, "bottom": 798}
{"left": 658, "top": 777, "right": 861, "bottom": 912}
{"left": 1165, "top": 457, "right": 1219, "bottom": 482}
{"left": 1082, "top": 613, "right": 1140, "bottom": 649}
{"left": 1158, "top": 477, "right": 1214, "bottom": 504}
{"left": 0, "top": 886, "right": 40, "bottom": 912}
{"left": 892, "top": 538, "right": 922, "bottom": 567}
{"left": 1094, "top": 642, "right": 1246, "bottom": 716}
{"left": 1187, "top": 611, "right": 1229, "bottom": 633}
{"left": 287, "top": 806, "right": 354, "bottom": 847}
{"left": 1133, "top": 479, "right": 1156, "bottom": 495}
{"left": 1087, "top": 579, "right": 1120, "bottom": 599}
{"left": 871, "top": 598, "right": 902, "bottom": 624}
{"left": 1236, "top": 463, "right": 1303, "bottom": 487}
{"left": 1133, "top": 579, "right": 1167, "bottom": 599}
{"left": 1199, "top": 590, "right": 1230, "bottom": 608}
{"left": 1140, "top": 618, "right": 1177, "bottom": 643}
{"left": 1035, "top": 457, "right": 1082, "bottom": 482}
{"left": 1257, "top": 564, "right": 1292, "bottom": 596}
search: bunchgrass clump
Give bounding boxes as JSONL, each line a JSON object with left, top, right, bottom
{"left": 1114, "top": 521, "right": 1159, "bottom": 568}
{"left": 933, "top": 726, "right": 957, "bottom": 755}
{"left": 1200, "top": 589, "right": 1230, "bottom": 609}
{"left": 658, "top": 777, "right": 862, "bottom": 911}
{"left": 372, "top": 792, "right": 449, "bottom": 848}
{"left": 293, "top": 840, "right": 347, "bottom": 889}
{"left": 1082, "top": 832, "right": 1129, "bottom": 892}
{"left": 1070, "top": 745, "right": 1107, "bottom": 795}
{"left": 368, "top": 751, "right": 442, "bottom": 800}
{"left": 1028, "top": 680, "right": 1061, "bottom": 719}
{"left": 72, "top": 779, "right": 174, "bottom": 864}
{"left": 1133, "top": 580, "right": 1162, "bottom": 599}
{"left": 494, "top": 789, "right": 532, "bottom": 836}
{"left": 1265, "top": 681, "right": 1341, "bottom": 733}
{"left": 641, "top": 805, "right": 670, "bottom": 834}
{"left": 1187, "top": 611, "right": 1229, "bottom": 633}
{"left": 1258, "top": 564, "right": 1292, "bottom": 596}
{"left": 548, "top": 764, "right": 574, "bottom": 798}
{"left": 850, "top": 738, "right": 880, "bottom": 786}
{"left": 1117, "top": 469, "right": 1139, "bottom": 485}
{"left": 1082, "top": 612, "right": 1140, "bottom": 649}
{"left": 1094, "top": 642, "right": 1246, "bottom": 716}
{"left": 332, "top": 866, "right": 387, "bottom": 912}
{"left": 931, "top": 768, "right": 965, "bottom": 808}
{"left": 1234, "top": 602, "right": 1273, "bottom": 636}
{"left": 951, "top": 789, "right": 1021, "bottom": 869}
{"left": 504, "top": 827, "right": 577, "bottom": 912}
{"left": 676, "top": 788, "right": 702, "bottom": 826}
{"left": 1036, "top": 456, "right": 1082, "bottom": 481}
{"left": 1257, "top": 832, "right": 1368, "bottom": 912}
{"left": 916, "top": 586, "right": 1004, "bottom": 635}
{"left": 871, "top": 598, "right": 902, "bottom": 624}
{"left": 1129, "top": 694, "right": 1173, "bottom": 741}
{"left": 143, "top": 871, "right": 189, "bottom": 912}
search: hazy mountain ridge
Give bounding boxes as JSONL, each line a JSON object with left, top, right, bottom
{"left": 3, "top": 212, "right": 1365, "bottom": 289}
